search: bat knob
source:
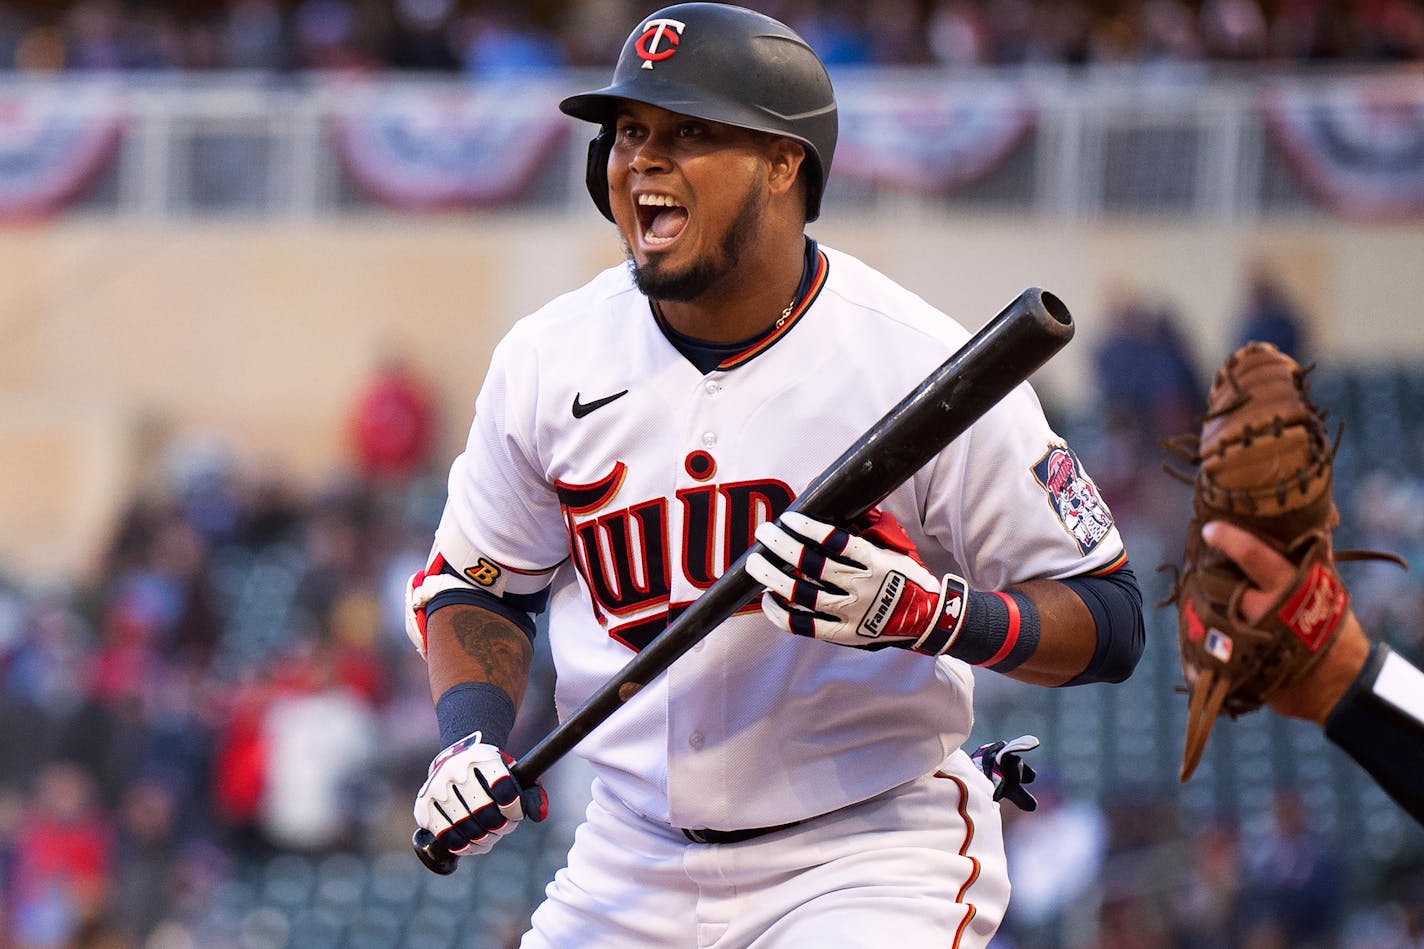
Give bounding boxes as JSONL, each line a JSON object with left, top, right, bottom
{"left": 412, "top": 827, "right": 460, "bottom": 875}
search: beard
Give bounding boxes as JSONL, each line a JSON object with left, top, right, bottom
{"left": 623, "top": 180, "right": 766, "bottom": 303}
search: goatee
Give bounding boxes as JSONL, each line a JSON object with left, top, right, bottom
{"left": 624, "top": 183, "right": 764, "bottom": 303}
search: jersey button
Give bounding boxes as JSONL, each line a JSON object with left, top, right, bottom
{"left": 688, "top": 731, "right": 705, "bottom": 750}
{"left": 702, "top": 432, "right": 717, "bottom": 447}
{"left": 704, "top": 380, "right": 719, "bottom": 396}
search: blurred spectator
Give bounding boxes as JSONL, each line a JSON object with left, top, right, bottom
{"left": 783, "top": 0, "right": 872, "bottom": 67}
{"left": 1234, "top": 263, "right": 1309, "bottom": 362}
{"left": 557, "top": 0, "right": 636, "bottom": 67}
{"left": 1199, "top": 0, "right": 1269, "bottom": 60}
{"left": 62, "top": 0, "right": 123, "bottom": 70}
{"left": 384, "top": 0, "right": 459, "bottom": 71}
{"left": 0, "top": 0, "right": 1420, "bottom": 72}
{"left": 1000, "top": 772, "right": 1108, "bottom": 944}
{"left": 1345, "top": 471, "right": 1424, "bottom": 656}
{"left": 1096, "top": 284, "right": 1204, "bottom": 448}
{"left": 105, "top": 780, "right": 181, "bottom": 945}
{"left": 927, "top": 0, "right": 989, "bottom": 67}
{"left": 1028, "top": 0, "right": 1096, "bottom": 65}
{"left": 1095, "top": 788, "right": 1182, "bottom": 949}
{"left": 1171, "top": 816, "right": 1245, "bottom": 947}
{"left": 456, "top": 5, "right": 565, "bottom": 78}
{"left": 1091, "top": 283, "right": 1204, "bottom": 531}
{"left": 1140, "top": 0, "right": 1205, "bottom": 62}
{"left": 348, "top": 355, "right": 438, "bottom": 482}
{"left": 220, "top": 0, "right": 289, "bottom": 71}
{"left": 255, "top": 640, "right": 379, "bottom": 853}
{"left": 1240, "top": 790, "right": 1345, "bottom": 948}
{"left": 292, "top": 0, "right": 374, "bottom": 71}
{"left": 864, "top": 0, "right": 930, "bottom": 64}
{"left": 6, "top": 762, "right": 113, "bottom": 949}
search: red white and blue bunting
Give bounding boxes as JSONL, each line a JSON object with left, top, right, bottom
{"left": 328, "top": 80, "right": 570, "bottom": 211}
{"left": 834, "top": 81, "right": 1035, "bottom": 192}
{"left": 1263, "top": 75, "right": 1424, "bottom": 222}
{"left": 0, "top": 83, "right": 125, "bottom": 222}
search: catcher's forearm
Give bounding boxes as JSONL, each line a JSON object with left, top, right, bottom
{"left": 1324, "top": 643, "right": 1424, "bottom": 828}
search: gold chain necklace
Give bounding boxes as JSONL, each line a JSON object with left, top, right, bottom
{"left": 773, "top": 298, "right": 795, "bottom": 329}
{"left": 654, "top": 295, "right": 798, "bottom": 334}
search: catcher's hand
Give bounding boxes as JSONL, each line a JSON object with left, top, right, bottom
{"left": 413, "top": 732, "right": 547, "bottom": 857}
{"left": 1202, "top": 520, "right": 1371, "bottom": 725}
{"left": 1164, "top": 342, "right": 1404, "bottom": 780}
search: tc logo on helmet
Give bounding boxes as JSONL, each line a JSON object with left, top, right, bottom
{"left": 636, "top": 18, "right": 685, "bottom": 69}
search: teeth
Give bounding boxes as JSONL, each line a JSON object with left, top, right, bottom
{"left": 637, "top": 194, "right": 682, "bottom": 208}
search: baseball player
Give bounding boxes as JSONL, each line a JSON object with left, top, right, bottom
{"left": 407, "top": 4, "right": 1146, "bottom": 945}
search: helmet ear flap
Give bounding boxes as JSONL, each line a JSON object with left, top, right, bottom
{"left": 585, "top": 128, "right": 615, "bottom": 223}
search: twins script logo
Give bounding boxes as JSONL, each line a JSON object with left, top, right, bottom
{"left": 636, "top": 18, "right": 685, "bottom": 69}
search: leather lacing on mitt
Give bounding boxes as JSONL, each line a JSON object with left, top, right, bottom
{"left": 1159, "top": 342, "right": 1407, "bottom": 780}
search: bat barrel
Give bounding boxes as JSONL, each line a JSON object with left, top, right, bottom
{"left": 413, "top": 287, "right": 1073, "bottom": 874}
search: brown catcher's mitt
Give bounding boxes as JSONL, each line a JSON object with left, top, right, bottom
{"left": 1163, "top": 341, "right": 1402, "bottom": 780}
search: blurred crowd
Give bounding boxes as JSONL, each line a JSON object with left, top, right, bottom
{"left": 0, "top": 0, "right": 1421, "bottom": 76}
{"left": 0, "top": 286, "right": 1422, "bottom": 948}
{"left": 996, "top": 779, "right": 1424, "bottom": 948}
{"left": 0, "top": 359, "right": 457, "bottom": 947}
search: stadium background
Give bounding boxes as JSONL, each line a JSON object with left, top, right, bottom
{"left": 1, "top": 0, "right": 1423, "bottom": 946}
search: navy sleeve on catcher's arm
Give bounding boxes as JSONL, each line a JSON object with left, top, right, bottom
{"left": 1057, "top": 561, "right": 1145, "bottom": 686}
{"left": 1325, "top": 643, "right": 1424, "bottom": 827}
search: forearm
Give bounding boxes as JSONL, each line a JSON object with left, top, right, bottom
{"left": 947, "top": 566, "right": 1144, "bottom": 687}
{"left": 428, "top": 602, "right": 534, "bottom": 702}
{"left": 1324, "top": 642, "right": 1424, "bottom": 827}
{"left": 981, "top": 579, "right": 1097, "bottom": 686}
{"left": 426, "top": 603, "right": 534, "bottom": 747}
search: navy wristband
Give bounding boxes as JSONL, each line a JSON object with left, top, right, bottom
{"left": 436, "top": 681, "right": 517, "bottom": 750}
{"left": 946, "top": 589, "right": 1041, "bottom": 673}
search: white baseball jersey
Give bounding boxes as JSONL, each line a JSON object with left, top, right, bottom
{"left": 434, "top": 242, "right": 1125, "bottom": 832}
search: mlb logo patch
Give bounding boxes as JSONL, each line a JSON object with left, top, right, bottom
{"left": 1204, "top": 629, "right": 1233, "bottom": 664}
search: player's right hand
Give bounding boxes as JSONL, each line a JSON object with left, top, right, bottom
{"left": 413, "top": 732, "right": 548, "bottom": 857}
{"left": 746, "top": 509, "right": 968, "bottom": 656}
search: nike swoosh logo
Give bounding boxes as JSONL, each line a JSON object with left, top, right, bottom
{"left": 572, "top": 389, "right": 629, "bottom": 419}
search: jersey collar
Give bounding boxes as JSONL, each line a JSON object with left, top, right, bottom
{"left": 650, "top": 238, "right": 829, "bottom": 373}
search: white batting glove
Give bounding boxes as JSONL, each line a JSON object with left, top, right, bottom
{"left": 970, "top": 734, "right": 1041, "bottom": 812}
{"left": 405, "top": 552, "right": 478, "bottom": 659}
{"left": 746, "top": 509, "right": 969, "bottom": 656}
{"left": 413, "top": 732, "right": 547, "bottom": 857}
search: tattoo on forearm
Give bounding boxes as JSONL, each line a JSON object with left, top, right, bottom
{"left": 451, "top": 612, "right": 532, "bottom": 694}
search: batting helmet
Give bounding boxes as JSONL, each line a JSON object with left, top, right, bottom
{"left": 559, "top": 2, "right": 837, "bottom": 222}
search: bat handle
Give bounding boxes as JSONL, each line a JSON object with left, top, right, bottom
{"left": 412, "top": 827, "right": 459, "bottom": 875}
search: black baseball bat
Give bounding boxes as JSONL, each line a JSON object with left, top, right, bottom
{"left": 415, "top": 287, "right": 1074, "bottom": 874}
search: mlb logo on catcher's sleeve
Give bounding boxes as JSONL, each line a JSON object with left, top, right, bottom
{"left": 1204, "top": 629, "right": 1233, "bottom": 663}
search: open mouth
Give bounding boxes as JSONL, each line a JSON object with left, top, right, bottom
{"left": 635, "top": 193, "right": 689, "bottom": 248}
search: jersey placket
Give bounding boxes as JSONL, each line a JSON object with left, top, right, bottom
{"left": 664, "top": 368, "right": 740, "bottom": 830}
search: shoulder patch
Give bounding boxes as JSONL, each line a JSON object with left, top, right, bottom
{"left": 1031, "top": 445, "right": 1114, "bottom": 555}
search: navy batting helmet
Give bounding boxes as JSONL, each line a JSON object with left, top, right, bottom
{"left": 559, "top": 2, "right": 837, "bottom": 222}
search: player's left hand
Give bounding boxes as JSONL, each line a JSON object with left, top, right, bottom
{"left": 746, "top": 509, "right": 967, "bottom": 656}
{"left": 413, "top": 731, "right": 547, "bottom": 857}
{"left": 971, "top": 734, "right": 1040, "bottom": 812}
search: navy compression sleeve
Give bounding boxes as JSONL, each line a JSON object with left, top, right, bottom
{"left": 1325, "top": 643, "right": 1424, "bottom": 828}
{"left": 1058, "top": 562, "right": 1145, "bottom": 686}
